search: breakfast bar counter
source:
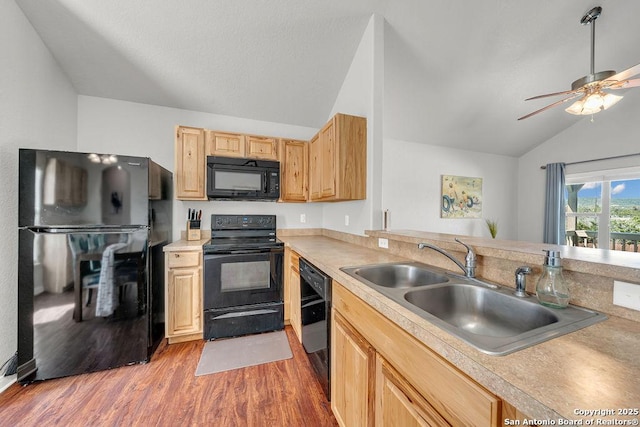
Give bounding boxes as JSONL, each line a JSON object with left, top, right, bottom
{"left": 280, "top": 233, "right": 640, "bottom": 423}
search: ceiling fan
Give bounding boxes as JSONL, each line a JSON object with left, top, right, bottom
{"left": 518, "top": 6, "right": 640, "bottom": 120}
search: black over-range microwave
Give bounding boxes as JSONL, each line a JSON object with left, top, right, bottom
{"left": 207, "top": 156, "right": 280, "bottom": 201}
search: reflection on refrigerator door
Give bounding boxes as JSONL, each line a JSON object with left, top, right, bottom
{"left": 25, "top": 230, "right": 149, "bottom": 382}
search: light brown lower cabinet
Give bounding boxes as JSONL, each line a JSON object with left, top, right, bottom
{"left": 331, "top": 280, "right": 526, "bottom": 427}
{"left": 286, "top": 248, "right": 302, "bottom": 342}
{"left": 376, "top": 355, "right": 450, "bottom": 427}
{"left": 165, "top": 250, "right": 203, "bottom": 344}
{"left": 331, "top": 311, "right": 375, "bottom": 427}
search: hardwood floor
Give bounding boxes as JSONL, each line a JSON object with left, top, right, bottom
{"left": 0, "top": 327, "right": 337, "bottom": 426}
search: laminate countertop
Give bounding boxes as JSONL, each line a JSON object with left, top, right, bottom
{"left": 281, "top": 235, "right": 640, "bottom": 423}
{"left": 163, "top": 238, "right": 209, "bottom": 252}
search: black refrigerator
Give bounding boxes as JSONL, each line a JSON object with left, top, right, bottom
{"left": 17, "top": 149, "right": 172, "bottom": 383}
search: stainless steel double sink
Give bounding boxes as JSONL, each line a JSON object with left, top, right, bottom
{"left": 340, "top": 262, "right": 606, "bottom": 355}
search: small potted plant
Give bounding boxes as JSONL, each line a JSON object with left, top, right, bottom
{"left": 485, "top": 219, "right": 498, "bottom": 239}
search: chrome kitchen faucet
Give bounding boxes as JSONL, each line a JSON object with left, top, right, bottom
{"left": 418, "top": 238, "right": 476, "bottom": 278}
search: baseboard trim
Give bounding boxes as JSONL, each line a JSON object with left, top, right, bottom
{"left": 0, "top": 375, "right": 16, "bottom": 394}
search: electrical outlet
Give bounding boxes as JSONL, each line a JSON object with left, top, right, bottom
{"left": 613, "top": 280, "right": 640, "bottom": 311}
{"left": 344, "top": 215, "right": 349, "bottom": 226}
{"left": 378, "top": 238, "right": 389, "bottom": 249}
{"left": 300, "top": 213, "right": 306, "bottom": 223}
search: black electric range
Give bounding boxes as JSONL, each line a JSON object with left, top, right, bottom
{"left": 202, "top": 214, "right": 284, "bottom": 340}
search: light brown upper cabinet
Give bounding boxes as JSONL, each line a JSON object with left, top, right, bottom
{"left": 308, "top": 113, "right": 366, "bottom": 202}
{"left": 309, "top": 133, "right": 322, "bottom": 200}
{"left": 175, "top": 126, "right": 206, "bottom": 200}
{"left": 245, "top": 135, "right": 279, "bottom": 161}
{"left": 205, "top": 131, "right": 278, "bottom": 161}
{"left": 174, "top": 113, "right": 366, "bottom": 202}
{"left": 280, "top": 139, "right": 308, "bottom": 202}
{"left": 165, "top": 250, "right": 203, "bottom": 344}
{"left": 205, "top": 131, "right": 245, "bottom": 158}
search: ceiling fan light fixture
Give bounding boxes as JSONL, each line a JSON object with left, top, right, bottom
{"left": 519, "top": 6, "right": 640, "bottom": 120}
{"left": 565, "top": 92, "right": 623, "bottom": 115}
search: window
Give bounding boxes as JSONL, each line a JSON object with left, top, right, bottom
{"left": 565, "top": 168, "right": 640, "bottom": 252}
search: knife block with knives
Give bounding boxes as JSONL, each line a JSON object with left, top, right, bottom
{"left": 186, "top": 209, "right": 202, "bottom": 241}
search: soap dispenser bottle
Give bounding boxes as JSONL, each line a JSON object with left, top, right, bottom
{"left": 536, "top": 250, "right": 570, "bottom": 308}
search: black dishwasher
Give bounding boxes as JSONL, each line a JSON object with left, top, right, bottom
{"left": 299, "top": 258, "right": 332, "bottom": 400}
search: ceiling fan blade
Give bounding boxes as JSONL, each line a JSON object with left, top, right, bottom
{"left": 607, "top": 62, "right": 640, "bottom": 82}
{"left": 525, "top": 89, "right": 581, "bottom": 101}
{"left": 517, "top": 94, "right": 583, "bottom": 120}
{"left": 607, "top": 78, "right": 640, "bottom": 90}
{"left": 623, "top": 78, "right": 640, "bottom": 88}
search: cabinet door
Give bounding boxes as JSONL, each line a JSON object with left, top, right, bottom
{"left": 320, "top": 119, "right": 336, "bottom": 199}
{"left": 280, "top": 139, "right": 308, "bottom": 202}
{"left": 332, "top": 311, "right": 375, "bottom": 427}
{"left": 334, "top": 113, "right": 367, "bottom": 200}
{"left": 205, "top": 131, "right": 245, "bottom": 158}
{"left": 376, "top": 355, "right": 450, "bottom": 427}
{"left": 309, "top": 133, "right": 322, "bottom": 200}
{"left": 283, "top": 248, "right": 301, "bottom": 332}
{"left": 289, "top": 261, "right": 302, "bottom": 342}
{"left": 501, "top": 402, "right": 529, "bottom": 425}
{"left": 308, "top": 113, "right": 366, "bottom": 202}
{"left": 246, "top": 135, "right": 279, "bottom": 160}
{"left": 167, "top": 266, "right": 202, "bottom": 338}
{"left": 175, "top": 126, "right": 205, "bottom": 200}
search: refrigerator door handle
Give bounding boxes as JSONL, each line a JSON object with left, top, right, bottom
{"left": 26, "top": 225, "right": 148, "bottom": 234}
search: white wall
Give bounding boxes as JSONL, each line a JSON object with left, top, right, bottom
{"left": 323, "top": 14, "right": 384, "bottom": 235}
{"left": 77, "top": 96, "right": 324, "bottom": 239}
{"left": 382, "top": 138, "right": 518, "bottom": 239}
{"left": 0, "top": 0, "right": 78, "bottom": 390}
{"left": 517, "top": 92, "right": 640, "bottom": 243}
{"left": 321, "top": 14, "right": 519, "bottom": 241}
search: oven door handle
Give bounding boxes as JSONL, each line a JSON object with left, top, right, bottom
{"left": 229, "top": 249, "right": 272, "bottom": 254}
{"left": 205, "top": 248, "right": 280, "bottom": 256}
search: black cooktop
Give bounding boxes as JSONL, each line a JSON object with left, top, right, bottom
{"left": 203, "top": 214, "right": 282, "bottom": 253}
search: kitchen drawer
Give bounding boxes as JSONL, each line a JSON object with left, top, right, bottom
{"left": 167, "top": 251, "right": 201, "bottom": 268}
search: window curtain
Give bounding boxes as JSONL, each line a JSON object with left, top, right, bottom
{"left": 543, "top": 162, "right": 566, "bottom": 244}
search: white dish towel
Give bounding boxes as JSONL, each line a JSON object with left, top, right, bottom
{"left": 95, "top": 242, "right": 128, "bottom": 317}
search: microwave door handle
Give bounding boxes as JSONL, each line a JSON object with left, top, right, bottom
{"left": 264, "top": 170, "right": 268, "bottom": 194}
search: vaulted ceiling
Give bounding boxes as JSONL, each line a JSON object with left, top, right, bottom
{"left": 15, "top": 0, "right": 640, "bottom": 157}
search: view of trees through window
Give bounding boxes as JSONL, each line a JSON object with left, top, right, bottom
{"left": 565, "top": 177, "right": 640, "bottom": 252}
